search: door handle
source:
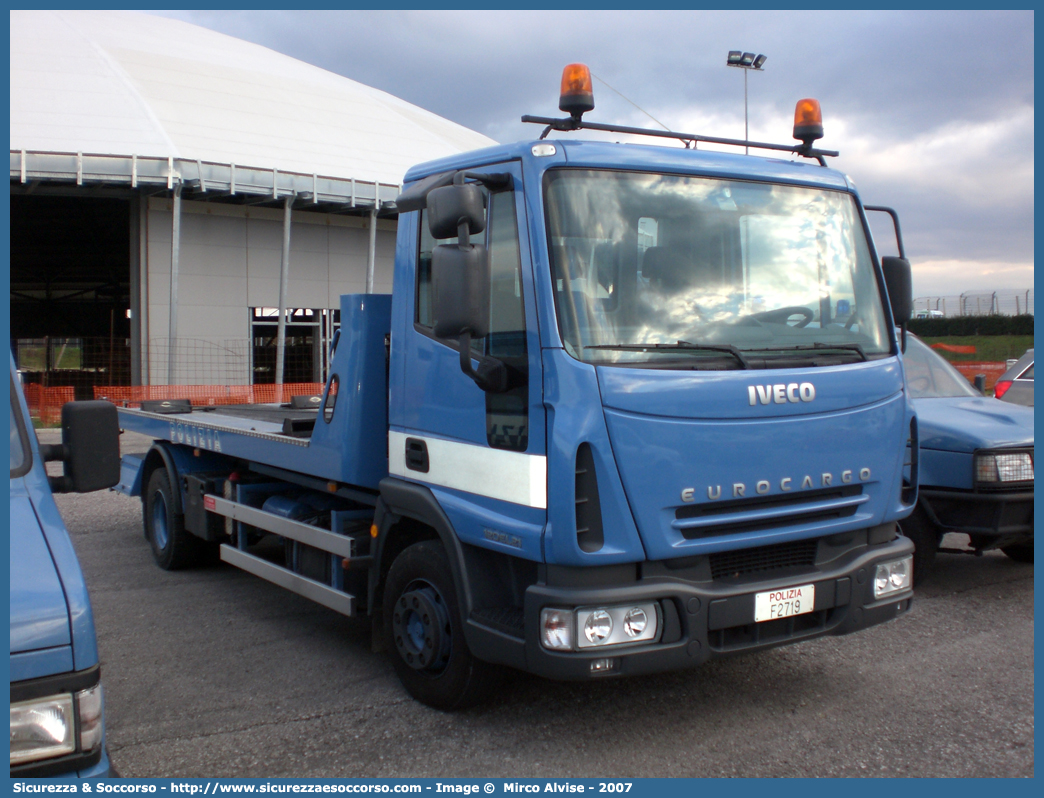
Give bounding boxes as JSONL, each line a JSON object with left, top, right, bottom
{"left": 405, "top": 438, "right": 429, "bottom": 473}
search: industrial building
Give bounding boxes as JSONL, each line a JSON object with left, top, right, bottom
{"left": 9, "top": 10, "right": 494, "bottom": 392}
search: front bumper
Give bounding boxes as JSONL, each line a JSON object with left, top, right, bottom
{"left": 920, "top": 487, "right": 1033, "bottom": 543}
{"left": 466, "top": 534, "right": 913, "bottom": 680}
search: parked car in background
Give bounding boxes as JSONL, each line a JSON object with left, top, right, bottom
{"left": 901, "top": 335, "right": 1033, "bottom": 582}
{"left": 9, "top": 357, "right": 119, "bottom": 778}
{"left": 994, "top": 349, "right": 1033, "bottom": 406}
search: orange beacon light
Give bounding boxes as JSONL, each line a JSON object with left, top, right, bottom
{"left": 793, "top": 98, "right": 824, "bottom": 146}
{"left": 559, "top": 63, "right": 594, "bottom": 117}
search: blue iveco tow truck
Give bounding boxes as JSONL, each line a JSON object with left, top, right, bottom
{"left": 10, "top": 356, "right": 120, "bottom": 776}
{"left": 112, "top": 65, "right": 919, "bottom": 709}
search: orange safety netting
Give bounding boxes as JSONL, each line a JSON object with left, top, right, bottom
{"left": 930, "top": 343, "right": 977, "bottom": 354}
{"left": 91, "top": 383, "right": 325, "bottom": 409}
{"left": 21, "top": 384, "right": 76, "bottom": 426}
{"left": 952, "top": 362, "right": 1007, "bottom": 392}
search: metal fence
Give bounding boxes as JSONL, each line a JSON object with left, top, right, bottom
{"left": 13, "top": 336, "right": 322, "bottom": 397}
{"left": 913, "top": 289, "right": 1033, "bottom": 318}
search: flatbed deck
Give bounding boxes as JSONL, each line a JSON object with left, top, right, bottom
{"left": 118, "top": 405, "right": 314, "bottom": 447}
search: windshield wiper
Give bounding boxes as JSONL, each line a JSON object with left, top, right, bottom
{"left": 747, "top": 342, "right": 868, "bottom": 362}
{"left": 584, "top": 341, "right": 750, "bottom": 369}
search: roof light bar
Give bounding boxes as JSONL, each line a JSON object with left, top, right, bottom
{"left": 521, "top": 63, "right": 838, "bottom": 164}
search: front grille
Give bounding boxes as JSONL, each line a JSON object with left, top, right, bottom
{"left": 709, "top": 538, "right": 818, "bottom": 580}
{"left": 676, "top": 485, "right": 862, "bottom": 539}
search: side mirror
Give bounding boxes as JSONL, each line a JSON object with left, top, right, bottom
{"left": 974, "top": 374, "right": 987, "bottom": 396}
{"left": 43, "top": 401, "right": 121, "bottom": 493}
{"left": 428, "top": 184, "right": 509, "bottom": 393}
{"left": 882, "top": 256, "right": 912, "bottom": 324}
{"left": 429, "top": 183, "right": 490, "bottom": 340}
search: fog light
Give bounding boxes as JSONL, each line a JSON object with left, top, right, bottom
{"left": 584, "top": 610, "right": 613, "bottom": 644}
{"left": 590, "top": 658, "right": 616, "bottom": 673}
{"left": 623, "top": 607, "right": 647, "bottom": 637}
{"left": 540, "top": 608, "right": 574, "bottom": 651}
{"left": 874, "top": 556, "right": 913, "bottom": 599}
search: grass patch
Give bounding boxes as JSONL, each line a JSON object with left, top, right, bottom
{"left": 917, "top": 335, "right": 1034, "bottom": 363}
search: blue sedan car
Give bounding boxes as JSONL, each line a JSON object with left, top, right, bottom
{"left": 902, "top": 335, "right": 1034, "bottom": 582}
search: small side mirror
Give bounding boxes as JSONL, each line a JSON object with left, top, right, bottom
{"left": 427, "top": 183, "right": 486, "bottom": 240}
{"left": 882, "top": 256, "right": 912, "bottom": 325}
{"left": 47, "top": 401, "right": 121, "bottom": 493}
{"left": 974, "top": 374, "right": 987, "bottom": 396}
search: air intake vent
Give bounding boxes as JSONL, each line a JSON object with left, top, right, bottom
{"left": 709, "top": 538, "right": 818, "bottom": 580}
{"left": 902, "top": 416, "right": 918, "bottom": 506}
{"left": 575, "top": 443, "right": 604, "bottom": 553}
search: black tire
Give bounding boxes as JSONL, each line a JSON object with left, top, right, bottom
{"left": 900, "top": 504, "right": 940, "bottom": 585}
{"left": 383, "top": 541, "right": 498, "bottom": 711}
{"left": 1001, "top": 542, "right": 1033, "bottom": 563}
{"left": 144, "top": 468, "right": 203, "bottom": 570}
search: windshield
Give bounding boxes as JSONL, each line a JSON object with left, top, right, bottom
{"left": 903, "top": 335, "right": 980, "bottom": 398}
{"left": 10, "top": 377, "right": 31, "bottom": 477}
{"left": 544, "top": 169, "right": 891, "bottom": 368}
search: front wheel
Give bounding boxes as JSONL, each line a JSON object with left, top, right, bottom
{"left": 144, "top": 468, "right": 204, "bottom": 570}
{"left": 900, "top": 504, "right": 940, "bottom": 585}
{"left": 383, "top": 541, "right": 498, "bottom": 710}
{"left": 1001, "top": 542, "right": 1033, "bottom": 563}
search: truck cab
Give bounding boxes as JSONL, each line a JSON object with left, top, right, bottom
{"left": 386, "top": 127, "right": 918, "bottom": 687}
{"left": 9, "top": 359, "right": 118, "bottom": 777}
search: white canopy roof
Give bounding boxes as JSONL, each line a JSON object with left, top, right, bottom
{"left": 10, "top": 10, "right": 495, "bottom": 187}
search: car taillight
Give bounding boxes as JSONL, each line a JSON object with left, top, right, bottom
{"left": 994, "top": 380, "right": 1013, "bottom": 399}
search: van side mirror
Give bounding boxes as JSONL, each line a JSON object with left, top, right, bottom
{"left": 882, "top": 256, "right": 912, "bottom": 324}
{"left": 42, "top": 401, "right": 121, "bottom": 493}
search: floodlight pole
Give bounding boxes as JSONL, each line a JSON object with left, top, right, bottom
{"left": 727, "top": 52, "right": 766, "bottom": 155}
{"left": 743, "top": 69, "right": 749, "bottom": 154}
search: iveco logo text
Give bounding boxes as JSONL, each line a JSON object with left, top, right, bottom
{"left": 748, "top": 383, "right": 815, "bottom": 405}
{"left": 681, "top": 468, "right": 872, "bottom": 502}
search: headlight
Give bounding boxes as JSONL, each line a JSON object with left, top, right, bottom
{"left": 576, "top": 603, "right": 659, "bottom": 649}
{"left": 540, "top": 604, "right": 661, "bottom": 651}
{"left": 583, "top": 610, "right": 613, "bottom": 643}
{"left": 10, "top": 695, "right": 75, "bottom": 765}
{"left": 975, "top": 452, "right": 1033, "bottom": 484}
{"left": 874, "top": 556, "right": 912, "bottom": 599}
{"left": 10, "top": 686, "right": 104, "bottom": 766}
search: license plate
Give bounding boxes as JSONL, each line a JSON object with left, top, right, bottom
{"left": 754, "top": 583, "right": 815, "bottom": 622}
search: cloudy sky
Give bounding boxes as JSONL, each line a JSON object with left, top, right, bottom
{"left": 150, "top": 10, "right": 1033, "bottom": 299}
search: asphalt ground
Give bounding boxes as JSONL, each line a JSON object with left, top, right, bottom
{"left": 42, "top": 431, "right": 1034, "bottom": 778}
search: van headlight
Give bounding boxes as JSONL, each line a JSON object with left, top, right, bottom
{"left": 10, "top": 685, "right": 103, "bottom": 766}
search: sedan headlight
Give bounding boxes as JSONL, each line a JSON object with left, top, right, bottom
{"left": 10, "top": 686, "right": 103, "bottom": 766}
{"left": 10, "top": 695, "right": 75, "bottom": 765}
{"left": 975, "top": 452, "right": 1033, "bottom": 484}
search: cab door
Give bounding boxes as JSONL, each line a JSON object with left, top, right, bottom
{"left": 390, "top": 161, "right": 546, "bottom": 562}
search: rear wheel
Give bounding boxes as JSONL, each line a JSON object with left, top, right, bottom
{"left": 1001, "top": 542, "right": 1033, "bottom": 563}
{"left": 144, "top": 468, "right": 204, "bottom": 570}
{"left": 900, "top": 504, "right": 940, "bottom": 585}
{"left": 383, "top": 540, "right": 498, "bottom": 710}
